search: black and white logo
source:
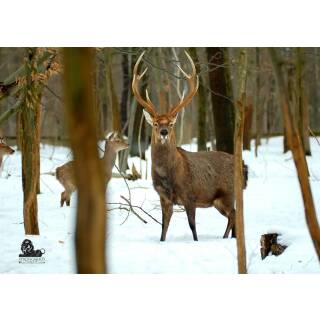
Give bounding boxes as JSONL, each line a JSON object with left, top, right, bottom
{"left": 19, "top": 239, "right": 46, "bottom": 264}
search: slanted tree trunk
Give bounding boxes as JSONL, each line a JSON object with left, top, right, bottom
{"left": 189, "top": 47, "right": 207, "bottom": 151}
{"left": 207, "top": 47, "right": 235, "bottom": 154}
{"left": 296, "top": 48, "right": 311, "bottom": 155}
{"left": 63, "top": 48, "right": 107, "bottom": 273}
{"left": 269, "top": 48, "right": 320, "bottom": 261}
{"left": 234, "top": 49, "right": 248, "bottom": 274}
{"left": 21, "top": 48, "right": 42, "bottom": 235}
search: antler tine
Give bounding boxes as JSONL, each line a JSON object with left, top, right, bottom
{"left": 132, "top": 51, "right": 157, "bottom": 117}
{"left": 169, "top": 50, "right": 198, "bottom": 117}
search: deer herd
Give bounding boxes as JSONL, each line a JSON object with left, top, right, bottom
{"left": 0, "top": 51, "right": 248, "bottom": 242}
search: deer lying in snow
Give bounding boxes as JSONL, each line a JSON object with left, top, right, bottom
{"left": 132, "top": 51, "right": 248, "bottom": 241}
{"left": 56, "top": 132, "right": 128, "bottom": 207}
{"left": 0, "top": 137, "right": 15, "bottom": 167}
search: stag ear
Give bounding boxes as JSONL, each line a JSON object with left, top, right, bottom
{"left": 106, "top": 132, "right": 115, "bottom": 140}
{"left": 143, "top": 109, "right": 154, "bottom": 126}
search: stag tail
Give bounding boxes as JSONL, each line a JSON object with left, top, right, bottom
{"left": 55, "top": 167, "right": 62, "bottom": 180}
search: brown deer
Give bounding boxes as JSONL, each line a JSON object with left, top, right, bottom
{"left": 132, "top": 51, "right": 248, "bottom": 241}
{"left": 0, "top": 137, "right": 15, "bottom": 167}
{"left": 56, "top": 132, "right": 128, "bottom": 207}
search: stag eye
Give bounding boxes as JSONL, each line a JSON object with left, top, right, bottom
{"left": 154, "top": 123, "right": 159, "bottom": 128}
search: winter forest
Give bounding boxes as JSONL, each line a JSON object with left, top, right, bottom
{"left": 0, "top": 47, "right": 320, "bottom": 274}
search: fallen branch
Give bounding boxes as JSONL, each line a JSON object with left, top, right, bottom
{"left": 121, "top": 195, "right": 161, "bottom": 225}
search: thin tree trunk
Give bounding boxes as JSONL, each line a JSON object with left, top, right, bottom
{"left": 296, "top": 47, "right": 311, "bottom": 155}
{"left": 234, "top": 49, "right": 248, "bottom": 274}
{"left": 269, "top": 47, "right": 320, "bottom": 261}
{"left": 21, "top": 48, "right": 41, "bottom": 235}
{"left": 207, "top": 47, "right": 235, "bottom": 154}
{"left": 255, "top": 48, "right": 261, "bottom": 156}
{"left": 63, "top": 48, "right": 107, "bottom": 273}
{"left": 120, "top": 52, "right": 129, "bottom": 133}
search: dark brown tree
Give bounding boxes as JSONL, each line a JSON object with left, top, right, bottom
{"left": 207, "top": 47, "right": 235, "bottom": 154}
{"left": 63, "top": 48, "right": 107, "bottom": 273}
{"left": 189, "top": 47, "right": 207, "bottom": 151}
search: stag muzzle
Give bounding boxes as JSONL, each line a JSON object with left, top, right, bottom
{"left": 160, "top": 128, "right": 169, "bottom": 144}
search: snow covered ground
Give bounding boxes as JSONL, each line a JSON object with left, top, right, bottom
{"left": 0, "top": 137, "right": 320, "bottom": 273}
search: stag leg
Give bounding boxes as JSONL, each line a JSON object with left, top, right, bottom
{"left": 185, "top": 204, "right": 198, "bottom": 241}
{"left": 223, "top": 209, "right": 235, "bottom": 239}
{"left": 160, "top": 197, "right": 173, "bottom": 241}
{"left": 60, "top": 191, "right": 66, "bottom": 207}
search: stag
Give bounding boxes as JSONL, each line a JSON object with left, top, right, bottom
{"left": 56, "top": 132, "right": 128, "bottom": 207}
{"left": 132, "top": 51, "right": 247, "bottom": 241}
{"left": 0, "top": 137, "right": 15, "bottom": 167}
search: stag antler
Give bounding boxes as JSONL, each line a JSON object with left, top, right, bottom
{"left": 132, "top": 51, "right": 158, "bottom": 117}
{"left": 169, "top": 51, "right": 199, "bottom": 117}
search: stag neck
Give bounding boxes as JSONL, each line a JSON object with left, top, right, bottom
{"left": 102, "top": 143, "right": 117, "bottom": 166}
{"left": 151, "top": 132, "right": 179, "bottom": 164}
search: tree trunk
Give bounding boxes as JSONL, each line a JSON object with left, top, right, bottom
{"left": 120, "top": 52, "right": 129, "bottom": 133}
{"left": 243, "top": 101, "right": 253, "bottom": 150}
{"left": 255, "top": 48, "right": 261, "bottom": 156}
{"left": 296, "top": 48, "right": 311, "bottom": 155}
{"left": 207, "top": 47, "right": 235, "bottom": 154}
{"left": 63, "top": 48, "right": 107, "bottom": 273}
{"left": 189, "top": 47, "right": 207, "bottom": 151}
{"left": 105, "top": 48, "right": 121, "bottom": 133}
{"left": 21, "top": 48, "right": 41, "bottom": 235}
{"left": 269, "top": 47, "right": 320, "bottom": 262}
{"left": 234, "top": 49, "right": 248, "bottom": 274}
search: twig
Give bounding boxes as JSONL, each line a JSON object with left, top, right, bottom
{"left": 121, "top": 195, "right": 161, "bottom": 225}
{"left": 308, "top": 126, "right": 320, "bottom": 146}
{"left": 119, "top": 196, "right": 147, "bottom": 224}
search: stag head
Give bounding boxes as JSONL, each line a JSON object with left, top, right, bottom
{"left": 132, "top": 51, "right": 199, "bottom": 145}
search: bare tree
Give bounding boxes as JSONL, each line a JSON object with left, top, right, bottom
{"left": 269, "top": 48, "right": 320, "bottom": 261}
{"left": 63, "top": 48, "right": 107, "bottom": 273}
{"left": 21, "top": 48, "right": 41, "bottom": 235}
{"left": 234, "top": 49, "right": 248, "bottom": 274}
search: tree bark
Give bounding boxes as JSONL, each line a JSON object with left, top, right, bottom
{"left": 189, "top": 47, "right": 207, "bottom": 151}
{"left": 21, "top": 48, "right": 41, "bottom": 235}
{"left": 63, "top": 48, "right": 107, "bottom": 273}
{"left": 254, "top": 48, "right": 261, "bottom": 156}
{"left": 207, "top": 47, "right": 235, "bottom": 154}
{"left": 269, "top": 47, "right": 320, "bottom": 261}
{"left": 105, "top": 48, "right": 121, "bottom": 134}
{"left": 296, "top": 48, "right": 311, "bottom": 155}
{"left": 234, "top": 49, "right": 248, "bottom": 274}
{"left": 120, "top": 52, "right": 129, "bottom": 134}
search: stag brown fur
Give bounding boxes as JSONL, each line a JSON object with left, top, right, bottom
{"left": 132, "top": 51, "right": 248, "bottom": 241}
{"left": 56, "top": 132, "right": 128, "bottom": 207}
